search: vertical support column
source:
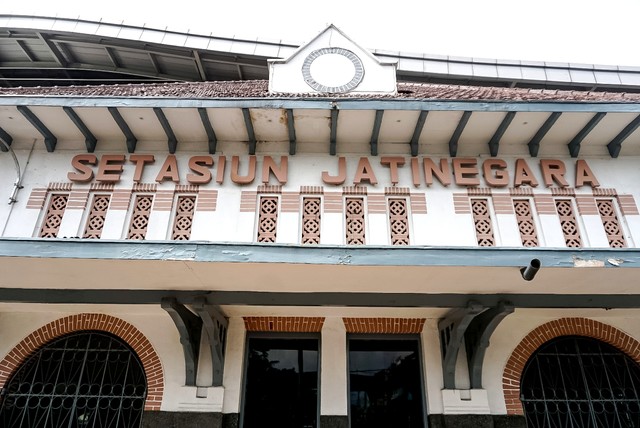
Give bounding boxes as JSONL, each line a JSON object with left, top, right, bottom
{"left": 221, "top": 318, "right": 246, "bottom": 426}
{"left": 320, "top": 317, "right": 348, "bottom": 428}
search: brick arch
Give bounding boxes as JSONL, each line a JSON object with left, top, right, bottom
{"left": 0, "top": 313, "right": 164, "bottom": 411}
{"left": 503, "top": 317, "right": 640, "bottom": 415}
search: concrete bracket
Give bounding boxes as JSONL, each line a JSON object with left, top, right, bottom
{"left": 438, "top": 301, "right": 486, "bottom": 389}
{"left": 193, "top": 296, "right": 228, "bottom": 387}
{"left": 465, "top": 301, "right": 515, "bottom": 389}
{"left": 161, "top": 297, "right": 202, "bottom": 386}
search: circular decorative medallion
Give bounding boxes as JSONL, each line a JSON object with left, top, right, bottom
{"left": 301, "top": 48, "right": 365, "bottom": 93}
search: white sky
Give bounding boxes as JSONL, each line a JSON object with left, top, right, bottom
{"left": 6, "top": 0, "right": 640, "bottom": 66}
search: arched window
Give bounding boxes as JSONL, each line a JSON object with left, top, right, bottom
{"left": 0, "top": 331, "right": 147, "bottom": 428}
{"left": 521, "top": 335, "right": 640, "bottom": 427}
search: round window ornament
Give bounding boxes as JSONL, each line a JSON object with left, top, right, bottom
{"left": 302, "top": 48, "right": 365, "bottom": 93}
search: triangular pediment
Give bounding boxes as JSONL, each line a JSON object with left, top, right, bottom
{"left": 268, "top": 25, "right": 397, "bottom": 95}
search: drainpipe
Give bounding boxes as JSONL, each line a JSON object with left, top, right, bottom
{"left": 0, "top": 139, "right": 23, "bottom": 204}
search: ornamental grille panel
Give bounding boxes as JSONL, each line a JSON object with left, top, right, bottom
{"left": 171, "top": 195, "right": 196, "bottom": 241}
{"left": 471, "top": 199, "right": 495, "bottom": 247}
{"left": 0, "top": 331, "right": 147, "bottom": 428}
{"left": 301, "top": 197, "right": 321, "bottom": 244}
{"left": 39, "top": 194, "right": 68, "bottom": 238}
{"left": 521, "top": 336, "right": 640, "bottom": 428}
{"left": 127, "top": 195, "right": 153, "bottom": 240}
{"left": 83, "top": 195, "right": 111, "bottom": 239}
{"left": 513, "top": 199, "right": 538, "bottom": 247}
{"left": 555, "top": 199, "right": 582, "bottom": 248}
{"left": 388, "top": 198, "right": 409, "bottom": 245}
{"left": 345, "top": 197, "right": 365, "bottom": 245}
{"left": 597, "top": 199, "right": 627, "bottom": 248}
{"left": 257, "top": 196, "right": 278, "bottom": 243}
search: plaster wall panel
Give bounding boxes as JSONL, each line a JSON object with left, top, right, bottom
{"left": 146, "top": 210, "right": 172, "bottom": 240}
{"left": 336, "top": 110, "right": 375, "bottom": 145}
{"left": 57, "top": 209, "right": 84, "bottom": 238}
{"left": 293, "top": 110, "right": 331, "bottom": 144}
{"left": 117, "top": 108, "right": 167, "bottom": 141}
{"left": 581, "top": 215, "right": 609, "bottom": 248}
{"left": 235, "top": 212, "right": 257, "bottom": 243}
{"left": 277, "top": 212, "right": 299, "bottom": 244}
{"left": 538, "top": 215, "right": 566, "bottom": 248}
{"left": 210, "top": 190, "right": 243, "bottom": 242}
{"left": 222, "top": 317, "right": 246, "bottom": 414}
{"left": 495, "top": 214, "right": 521, "bottom": 247}
{"left": 422, "top": 318, "right": 444, "bottom": 415}
{"left": 250, "top": 108, "right": 289, "bottom": 143}
{"left": 321, "top": 213, "right": 344, "bottom": 245}
{"left": 189, "top": 211, "right": 215, "bottom": 241}
{"left": 366, "top": 213, "right": 386, "bottom": 245}
{"left": 207, "top": 109, "right": 249, "bottom": 142}
{"left": 378, "top": 110, "right": 421, "bottom": 144}
{"left": 624, "top": 215, "right": 640, "bottom": 247}
{"left": 320, "top": 317, "right": 348, "bottom": 416}
{"left": 410, "top": 214, "right": 429, "bottom": 245}
{"left": 101, "top": 209, "right": 127, "bottom": 239}
{"left": 162, "top": 108, "right": 208, "bottom": 143}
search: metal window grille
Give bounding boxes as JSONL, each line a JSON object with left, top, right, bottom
{"left": 257, "top": 196, "right": 278, "bottom": 243}
{"left": 39, "top": 194, "right": 68, "bottom": 238}
{"left": 471, "top": 199, "right": 495, "bottom": 246}
{"left": 127, "top": 195, "right": 153, "bottom": 240}
{"left": 0, "top": 331, "right": 147, "bottom": 428}
{"left": 597, "top": 199, "right": 627, "bottom": 248}
{"left": 555, "top": 199, "right": 582, "bottom": 248}
{"left": 171, "top": 195, "right": 196, "bottom": 241}
{"left": 388, "top": 198, "right": 409, "bottom": 245}
{"left": 521, "top": 336, "right": 640, "bottom": 428}
{"left": 301, "top": 197, "right": 321, "bottom": 244}
{"left": 514, "top": 199, "right": 538, "bottom": 247}
{"left": 83, "top": 194, "right": 111, "bottom": 239}
{"left": 345, "top": 197, "right": 365, "bottom": 245}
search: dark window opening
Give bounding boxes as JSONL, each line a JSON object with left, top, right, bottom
{"left": 349, "top": 338, "right": 425, "bottom": 428}
{"left": 0, "top": 331, "right": 147, "bottom": 428}
{"left": 242, "top": 338, "right": 319, "bottom": 428}
{"left": 521, "top": 335, "right": 640, "bottom": 428}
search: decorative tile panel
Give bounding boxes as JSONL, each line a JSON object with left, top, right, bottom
{"left": 388, "top": 198, "right": 409, "bottom": 245}
{"left": 257, "top": 196, "right": 278, "bottom": 243}
{"left": 555, "top": 199, "right": 582, "bottom": 247}
{"left": 345, "top": 198, "right": 366, "bottom": 245}
{"left": 596, "top": 199, "right": 626, "bottom": 248}
{"left": 471, "top": 199, "right": 495, "bottom": 246}
{"left": 513, "top": 199, "right": 538, "bottom": 247}
{"left": 171, "top": 195, "right": 196, "bottom": 240}
{"left": 127, "top": 195, "right": 154, "bottom": 240}
{"left": 301, "top": 197, "right": 321, "bottom": 244}
{"left": 39, "top": 194, "right": 68, "bottom": 238}
{"left": 83, "top": 194, "right": 111, "bottom": 239}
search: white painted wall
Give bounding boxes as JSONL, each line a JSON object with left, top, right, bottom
{"left": 1, "top": 152, "right": 640, "bottom": 250}
{"left": 1, "top": 305, "right": 640, "bottom": 416}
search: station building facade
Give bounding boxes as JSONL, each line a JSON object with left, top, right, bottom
{"left": 1, "top": 17, "right": 640, "bottom": 428}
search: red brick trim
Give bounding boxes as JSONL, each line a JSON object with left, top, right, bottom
{"left": 367, "top": 193, "right": 386, "bottom": 214}
{"left": 48, "top": 182, "right": 73, "bottom": 191}
{"left": 410, "top": 193, "right": 427, "bottom": 214}
{"left": 0, "top": 313, "right": 164, "bottom": 411}
{"left": 324, "top": 192, "right": 343, "bottom": 213}
{"left": 503, "top": 317, "right": 640, "bottom": 416}
{"left": 239, "top": 191, "right": 257, "bottom": 212}
{"left": 26, "top": 188, "right": 47, "bottom": 209}
{"left": 343, "top": 318, "right": 426, "bottom": 334}
{"left": 243, "top": 317, "right": 324, "bottom": 332}
{"left": 492, "top": 193, "right": 514, "bottom": 215}
{"left": 196, "top": 189, "right": 218, "bottom": 212}
{"left": 453, "top": 193, "right": 471, "bottom": 214}
{"left": 281, "top": 191, "right": 300, "bottom": 213}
